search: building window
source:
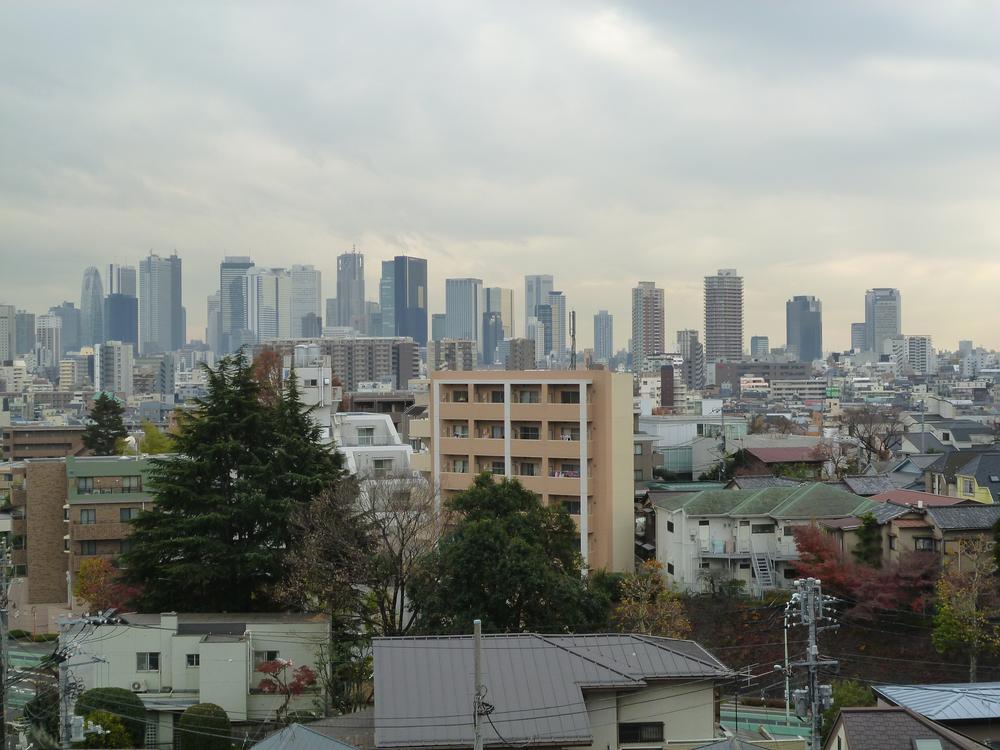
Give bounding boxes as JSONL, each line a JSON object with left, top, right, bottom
{"left": 618, "top": 722, "right": 664, "bottom": 744}
{"left": 372, "top": 458, "right": 393, "bottom": 478}
{"left": 120, "top": 539, "right": 134, "bottom": 555}
{"left": 963, "top": 479, "right": 975, "bottom": 495}
{"left": 915, "top": 537, "right": 936, "bottom": 552}
{"left": 633, "top": 443, "right": 642, "bottom": 455}
{"left": 11, "top": 535, "right": 25, "bottom": 551}
{"left": 666, "top": 563, "right": 675, "bottom": 575}
{"left": 634, "top": 469, "right": 643, "bottom": 481}
{"left": 453, "top": 460, "right": 468, "bottom": 473}
{"left": 77, "top": 477, "right": 93, "bottom": 494}
{"left": 783, "top": 526, "right": 795, "bottom": 536}
{"left": 783, "top": 567, "right": 798, "bottom": 579}
{"left": 889, "top": 536, "right": 897, "bottom": 550}
{"left": 667, "top": 521, "right": 675, "bottom": 533}
{"left": 80, "top": 541, "right": 97, "bottom": 556}
{"left": 254, "top": 650, "right": 279, "bottom": 669}
{"left": 739, "top": 562, "right": 751, "bottom": 569}
{"left": 561, "top": 499, "right": 581, "bottom": 515}
{"left": 136, "top": 652, "right": 160, "bottom": 671}
{"left": 700, "top": 562, "right": 711, "bottom": 569}
{"left": 560, "top": 390, "right": 581, "bottom": 404}
{"left": 491, "top": 462, "right": 505, "bottom": 475}
{"left": 751, "top": 524, "right": 776, "bottom": 534}
{"left": 519, "top": 463, "right": 537, "bottom": 477}
{"left": 120, "top": 507, "right": 139, "bottom": 522}
{"left": 80, "top": 509, "right": 97, "bottom": 525}
{"left": 357, "top": 427, "right": 375, "bottom": 447}
{"left": 122, "top": 476, "right": 142, "bottom": 492}
{"left": 517, "top": 425, "right": 539, "bottom": 440}
{"left": 699, "top": 519, "right": 710, "bottom": 527}
{"left": 186, "top": 654, "right": 200, "bottom": 668}
{"left": 490, "top": 390, "right": 504, "bottom": 403}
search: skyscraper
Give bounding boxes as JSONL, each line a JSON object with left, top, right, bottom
{"left": 704, "top": 269, "right": 744, "bottom": 362}
{"left": 34, "top": 314, "right": 61, "bottom": 370}
{"left": 850, "top": 323, "right": 866, "bottom": 352}
{"left": 80, "top": 267, "right": 105, "bottom": 348}
{"left": 107, "top": 264, "right": 137, "bottom": 297}
{"left": 631, "top": 281, "right": 665, "bottom": 372}
{"left": 525, "top": 316, "right": 546, "bottom": 366}
{"left": 524, "top": 275, "right": 554, "bottom": 330}
{"left": 0, "top": 305, "right": 15, "bottom": 363}
{"left": 49, "top": 302, "right": 81, "bottom": 355}
{"left": 431, "top": 313, "right": 446, "bottom": 342}
{"left": 392, "top": 256, "right": 428, "bottom": 346}
{"left": 325, "top": 298, "right": 338, "bottom": 328}
{"left": 379, "top": 260, "right": 396, "bottom": 337}
{"left": 534, "top": 304, "right": 553, "bottom": 360}
{"left": 290, "top": 265, "right": 322, "bottom": 338}
{"left": 482, "top": 311, "right": 504, "bottom": 365}
{"left": 750, "top": 336, "right": 770, "bottom": 357}
{"left": 864, "top": 288, "right": 901, "bottom": 355}
{"left": 593, "top": 310, "right": 613, "bottom": 363}
{"left": 207, "top": 293, "right": 221, "bottom": 354}
{"left": 93, "top": 340, "right": 134, "bottom": 398}
{"left": 336, "top": 251, "right": 366, "bottom": 333}
{"left": 445, "top": 278, "right": 484, "bottom": 352}
{"left": 218, "top": 255, "right": 254, "bottom": 353}
{"left": 785, "top": 295, "right": 823, "bottom": 362}
{"left": 246, "top": 267, "right": 293, "bottom": 342}
{"left": 677, "top": 329, "right": 706, "bottom": 390}
{"left": 14, "top": 311, "right": 35, "bottom": 356}
{"left": 546, "top": 291, "right": 567, "bottom": 365}
{"left": 104, "top": 294, "right": 138, "bottom": 349}
{"left": 484, "top": 287, "right": 515, "bottom": 339}
{"left": 140, "top": 253, "right": 184, "bottom": 354}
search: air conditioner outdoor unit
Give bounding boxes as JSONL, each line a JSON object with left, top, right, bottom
{"left": 130, "top": 680, "right": 146, "bottom": 692}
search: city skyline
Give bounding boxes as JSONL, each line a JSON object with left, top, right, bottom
{"left": 4, "top": 4, "right": 1000, "bottom": 350}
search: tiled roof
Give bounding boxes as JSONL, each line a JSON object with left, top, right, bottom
{"left": 832, "top": 706, "right": 987, "bottom": 750}
{"left": 746, "top": 447, "right": 823, "bottom": 464}
{"left": 871, "top": 489, "right": 965, "bottom": 507}
{"left": 926, "top": 505, "right": 1000, "bottom": 531}
{"left": 841, "top": 474, "right": 901, "bottom": 496}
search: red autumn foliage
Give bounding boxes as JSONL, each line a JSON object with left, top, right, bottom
{"left": 257, "top": 660, "right": 318, "bottom": 723}
{"left": 792, "top": 524, "right": 938, "bottom": 620}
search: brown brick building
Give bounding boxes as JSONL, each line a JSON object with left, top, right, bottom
{"left": 1, "top": 425, "right": 87, "bottom": 461}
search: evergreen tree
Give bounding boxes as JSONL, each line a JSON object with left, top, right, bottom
{"left": 851, "top": 512, "right": 883, "bottom": 568}
{"left": 120, "top": 352, "right": 345, "bottom": 612}
{"left": 82, "top": 393, "right": 127, "bottom": 456}
{"left": 410, "top": 473, "right": 610, "bottom": 633}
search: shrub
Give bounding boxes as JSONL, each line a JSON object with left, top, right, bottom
{"left": 81, "top": 710, "right": 132, "bottom": 749}
{"left": 32, "top": 633, "right": 59, "bottom": 642}
{"left": 75, "top": 688, "right": 146, "bottom": 747}
{"left": 8, "top": 629, "right": 31, "bottom": 640}
{"left": 176, "top": 703, "right": 231, "bottom": 750}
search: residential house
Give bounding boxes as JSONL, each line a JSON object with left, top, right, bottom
{"left": 951, "top": 453, "right": 1000, "bottom": 504}
{"left": 923, "top": 449, "right": 999, "bottom": 497}
{"left": 738, "top": 447, "right": 825, "bottom": 480}
{"left": 900, "top": 418, "right": 996, "bottom": 454}
{"left": 654, "top": 484, "right": 875, "bottom": 593}
{"left": 823, "top": 706, "right": 987, "bottom": 750}
{"left": 332, "top": 413, "right": 414, "bottom": 479}
{"left": 874, "top": 682, "right": 1000, "bottom": 748}
{"left": 373, "top": 633, "right": 733, "bottom": 749}
{"left": 72, "top": 612, "right": 329, "bottom": 748}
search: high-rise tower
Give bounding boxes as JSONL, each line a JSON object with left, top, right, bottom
{"left": 337, "top": 251, "right": 366, "bottom": 333}
{"left": 80, "top": 267, "right": 105, "bottom": 348}
{"left": 864, "top": 288, "right": 901, "bottom": 355}
{"left": 786, "top": 295, "right": 823, "bottom": 362}
{"left": 631, "top": 281, "right": 665, "bottom": 372}
{"left": 704, "top": 269, "right": 744, "bottom": 362}
{"left": 593, "top": 310, "right": 613, "bottom": 363}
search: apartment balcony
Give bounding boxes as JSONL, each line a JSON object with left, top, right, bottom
{"left": 72, "top": 522, "right": 132, "bottom": 541}
{"left": 543, "top": 439, "right": 592, "bottom": 460}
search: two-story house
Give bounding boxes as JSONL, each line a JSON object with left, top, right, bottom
{"left": 70, "top": 612, "right": 329, "bottom": 748}
{"left": 332, "top": 413, "right": 414, "bottom": 479}
{"left": 950, "top": 452, "right": 1000, "bottom": 504}
{"left": 655, "top": 484, "right": 876, "bottom": 593}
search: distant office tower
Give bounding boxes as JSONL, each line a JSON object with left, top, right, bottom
{"left": 785, "top": 295, "right": 823, "bottom": 362}
{"left": 525, "top": 317, "right": 547, "bottom": 367}
{"left": 140, "top": 253, "right": 184, "bottom": 354}
{"left": 366, "top": 301, "right": 382, "bottom": 335}
{"left": 246, "top": 267, "right": 293, "bottom": 342}
{"left": 80, "top": 267, "right": 105, "bottom": 348}
{"left": 107, "top": 264, "right": 137, "bottom": 297}
{"left": 104, "top": 294, "right": 138, "bottom": 348}
{"left": 593, "top": 310, "right": 613, "bottom": 363}
{"left": 905, "top": 335, "right": 934, "bottom": 375}
{"left": 524, "top": 275, "right": 554, "bottom": 330}
{"left": 445, "top": 278, "right": 484, "bottom": 353}
{"left": 704, "top": 269, "right": 744, "bottom": 362}
{"left": 864, "top": 288, "right": 901, "bottom": 355}
{"left": 677, "top": 329, "right": 706, "bottom": 390}
{"left": 850, "top": 323, "right": 866, "bottom": 352}
{"left": 219, "top": 256, "right": 254, "bottom": 352}
{"left": 14, "top": 311, "right": 35, "bottom": 356}
{"left": 504, "top": 338, "right": 537, "bottom": 370}
{"left": 750, "top": 336, "right": 770, "bottom": 357}
{"left": 392, "top": 256, "right": 428, "bottom": 346}
{"left": 207, "top": 293, "right": 221, "bottom": 354}
{"left": 301, "top": 313, "right": 322, "bottom": 338}
{"left": 94, "top": 340, "right": 134, "bottom": 398}
{"left": 290, "top": 265, "right": 321, "bottom": 338}
{"left": 546, "top": 290, "right": 567, "bottom": 364}
{"left": 49, "top": 302, "right": 81, "bottom": 355}
{"left": 379, "top": 260, "right": 396, "bottom": 337}
{"left": 482, "top": 312, "right": 504, "bottom": 365}
{"left": 428, "top": 339, "right": 476, "bottom": 372}
{"left": 431, "top": 313, "right": 447, "bottom": 342}
{"left": 337, "top": 251, "right": 366, "bottom": 333}
{"left": 35, "top": 314, "right": 62, "bottom": 369}
{"left": 484, "top": 287, "right": 514, "bottom": 339}
{"left": 260, "top": 336, "right": 419, "bottom": 391}
{"left": 959, "top": 340, "right": 973, "bottom": 356}
{"left": 0, "top": 305, "right": 14, "bottom": 362}
{"left": 631, "top": 282, "right": 665, "bottom": 372}
{"left": 535, "top": 305, "right": 553, "bottom": 359}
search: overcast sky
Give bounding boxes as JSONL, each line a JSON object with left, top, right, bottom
{"left": 2, "top": 2, "right": 1000, "bottom": 351}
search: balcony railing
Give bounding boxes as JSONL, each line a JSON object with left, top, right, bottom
{"left": 76, "top": 486, "right": 143, "bottom": 496}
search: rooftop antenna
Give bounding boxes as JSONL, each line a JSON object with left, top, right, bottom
{"left": 569, "top": 310, "right": 577, "bottom": 369}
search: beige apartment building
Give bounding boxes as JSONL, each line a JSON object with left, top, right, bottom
{"left": 429, "top": 370, "right": 634, "bottom": 573}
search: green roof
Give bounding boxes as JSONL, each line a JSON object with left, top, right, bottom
{"left": 653, "top": 483, "right": 877, "bottom": 519}
{"left": 646, "top": 481, "right": 726, "bottom": 493}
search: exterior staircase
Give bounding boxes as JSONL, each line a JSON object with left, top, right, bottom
{"left": 751, "top": 552, "right": 776, "bottom": 589}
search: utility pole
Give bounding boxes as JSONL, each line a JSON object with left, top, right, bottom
{"left": 783, "top": 607, "right": 791, "bottom": 726}
{"left": 473, "top": 619, "right": 483, "bottom": 750}
{"left": 786, "top": 578, "right": 838, "bottom": 750}
{"left": 58, "top": 617, "right": 73, "bottom": 750}
{"left": 0, "top": 543, "right": 9, "bottom": 750}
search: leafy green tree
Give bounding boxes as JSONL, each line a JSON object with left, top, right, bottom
{"left": 932, "top": 537, "right": 1000, "bottom": 681}
{"left": 80, "top": 710, "right": 132, "bottom": 749}
{"left": 138, "top": 420, "right": 174, "bottom": 454}
{"left": 820, "top": 680, "right": 875, "bottom": 740}
{"left": 82, "top": 393, "right": 127, "bottom": 456}
{"left": 851, "top": 513, "right": 883, "bottom": 568}
{"left": 614, "top": 560, "right": 691, "bottom": 637}
{"left": 75, "top": 688, "right": 146, "bottom": 747}
{"left": 176, "top": 703, "right": 231, "bottom": 750}
{"left": 121, "top": 352, "right": 346, "bottom": 612}
{"left": 410, "top": 473, "right": 610, "bottom": 633}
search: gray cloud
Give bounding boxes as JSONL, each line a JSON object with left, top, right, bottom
{"left": 2, "top": 1, "right": 999, "bottom": 350}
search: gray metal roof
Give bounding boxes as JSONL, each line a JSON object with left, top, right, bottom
{"left": 373, "top": 633, "right": 732, "bottom": 748}
{"left": 696, "top": 739, "right": 773, "bottom": 750}
{"left": 875, "top": 683, "right": 1000, "bottom": 721}
{"left": 841, "top": 475, "right": 900, "bottom": 497}
{"left": 867, "top": 503, "right": 913, "bottom": 524}
{"left": 926, "top": 505, "right": 1000, "bottom": 531}
{"left": 254, "top": 724, "right": 360, "bottom": 750}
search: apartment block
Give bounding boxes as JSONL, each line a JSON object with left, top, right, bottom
{"left": 429, "top": 370, "right": 634, "bottom": 572}
{"left": 428, "top": 339, "right": 476, "bottom": 372}
{"left": 259, "top": 337, "right": 419, "bottom": 391}
{"left": 1, "top": 425, "right": 87, "bottom": 461}
{"left": 704, "top": 269, "right": 744, "bottom": 362}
